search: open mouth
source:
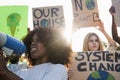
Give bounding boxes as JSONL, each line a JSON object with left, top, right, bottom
{"left": 30, "top": 46, "right": 37, "bottom": 53}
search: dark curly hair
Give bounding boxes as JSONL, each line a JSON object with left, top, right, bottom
{"left": 23, "top": 27, "right": 73, "bottom": 66}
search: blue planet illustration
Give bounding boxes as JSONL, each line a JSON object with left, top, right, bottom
{"left": 40, "top": 19, "right": 49, "bottom": 27}
{"left": 86, "top": 0, "right": 95, "bottom": 10}
{"left": 87, "top": 70, "right": 115, "bottom": 80}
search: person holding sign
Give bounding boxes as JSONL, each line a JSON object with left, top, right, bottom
{"left": 83, "top": 21, "right": 117, "bottom": 51}
{"left": 109, "top": 6, "right": 120, "bottom": 45}
{"left": 0, "top": 27, "right": 73, "bottom": 80}
{"left": 68, "top": 21, "right": 117, "bottom": 79}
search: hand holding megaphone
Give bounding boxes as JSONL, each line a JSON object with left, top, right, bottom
{"left": 0, "top": 32, "right": 26, "bottom": 56}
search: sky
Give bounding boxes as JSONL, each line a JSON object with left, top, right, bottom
{"left": 0, "top": 0, "right": 120, "bottom": 51}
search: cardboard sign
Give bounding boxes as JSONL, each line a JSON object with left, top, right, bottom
{"left": 32, "top": 6, "right": 65, "bottom": 29}
{"left": 0, "top": 6, "right": 28, "bottom": 40}
{"left": 71, "top": 0, "right": 100, "bottom": 28}
{"left": 112, "top": 0, "right": 120, "bottom": 27}
{"left": 69, "top": 51, "right": 120, "bottom": 80}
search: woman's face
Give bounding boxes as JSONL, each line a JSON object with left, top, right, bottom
{"left": 30, "top": 34, "right": 47, "bottom": 59}
{"left": 88, "top": 35, "right": 99, "bottom": 51}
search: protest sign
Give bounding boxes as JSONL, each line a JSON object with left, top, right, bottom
{"left": 70, "top": 51, "right": 120, "bottom": 80}
{"left": 0, "top": 6, "right": 28, "bottom": 40}
{"left": 71, "top": 0, "right": 100, "bottom": 28}
{"left": 32, "top": 6, "right": 65, "bottom": 29}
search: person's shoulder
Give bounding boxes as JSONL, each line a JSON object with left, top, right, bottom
{"left": 34, "top": 63, "right": 67, "bottom": 72}
{"left": 42, "top": 63, "right": 65, "bottom": 67}
{"left": 16, "top": 68, "right": 28, "bottom": 78}
{"left": 54, "top": 64, "right": 66, "bottom": 68}
{"left": 48, "top": 63, "right": 64, "bottom": 67}
{"left": 50, "top": 63, "right": 67, "bottom": 71}
{"left": 105, "top": 43, "right": 118, "bottom": 51}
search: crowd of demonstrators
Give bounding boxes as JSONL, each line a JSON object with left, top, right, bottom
{"left": 68, "top": 9, "right": 119, "bottom": 78}
{"left": 68, "top": 20, "right": 118, "bottom": 79}
{"left": 0, "top": 5, "right": 120, "bottom": 80}
{"left": 109, "top": 6, "right": 120, "bottom": 45}
{"left": 0, "top": 27, "right": 73, "bottom": 80}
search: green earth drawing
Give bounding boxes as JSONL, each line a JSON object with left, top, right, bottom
{"left": 86, "top": 0, "right": 95, "bottom": 10}
{"left": 87, "top": 70, "right": 115, "bottom": 80}
{"left": 40, "top": 19, "right": 49, "bottom": 27}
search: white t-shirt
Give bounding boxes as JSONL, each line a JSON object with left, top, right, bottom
{"left": 7, "top": 63, "right": 28, "bottom": 74}
{"left": 16, "top": 63, "right": 68, "bottom": 80}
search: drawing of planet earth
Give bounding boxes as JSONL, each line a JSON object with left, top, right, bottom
{"left": 87, "top": 70, "right": 115, "bottom": 80}
{"left": 40, "top": 19, "right": 49, "bottom": 27}
{"left": 86, "top": 0, "right": 95, "bottom": 10}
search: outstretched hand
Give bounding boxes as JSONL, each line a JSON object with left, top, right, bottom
{"left": 109, "top": 6, "right": 115, "bottom": 15}
{"left": 96, "top": 21, "right": 105, "bottom": 33}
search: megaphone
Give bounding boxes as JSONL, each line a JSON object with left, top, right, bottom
{"left": 0, "top": 32, "right": 26, "bottom": 55}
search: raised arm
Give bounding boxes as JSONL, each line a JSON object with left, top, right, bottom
{"left": 0, "top": 50, "right": 23, "bottom": 80}
{"left": 96, "top": 21, "right": 117, "bottom": 50}
{"left": 0, "top": 69, "right": 23, "bottom": 80}
{"left": 109, "top": 6, "right": 120, "bottom": 45}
